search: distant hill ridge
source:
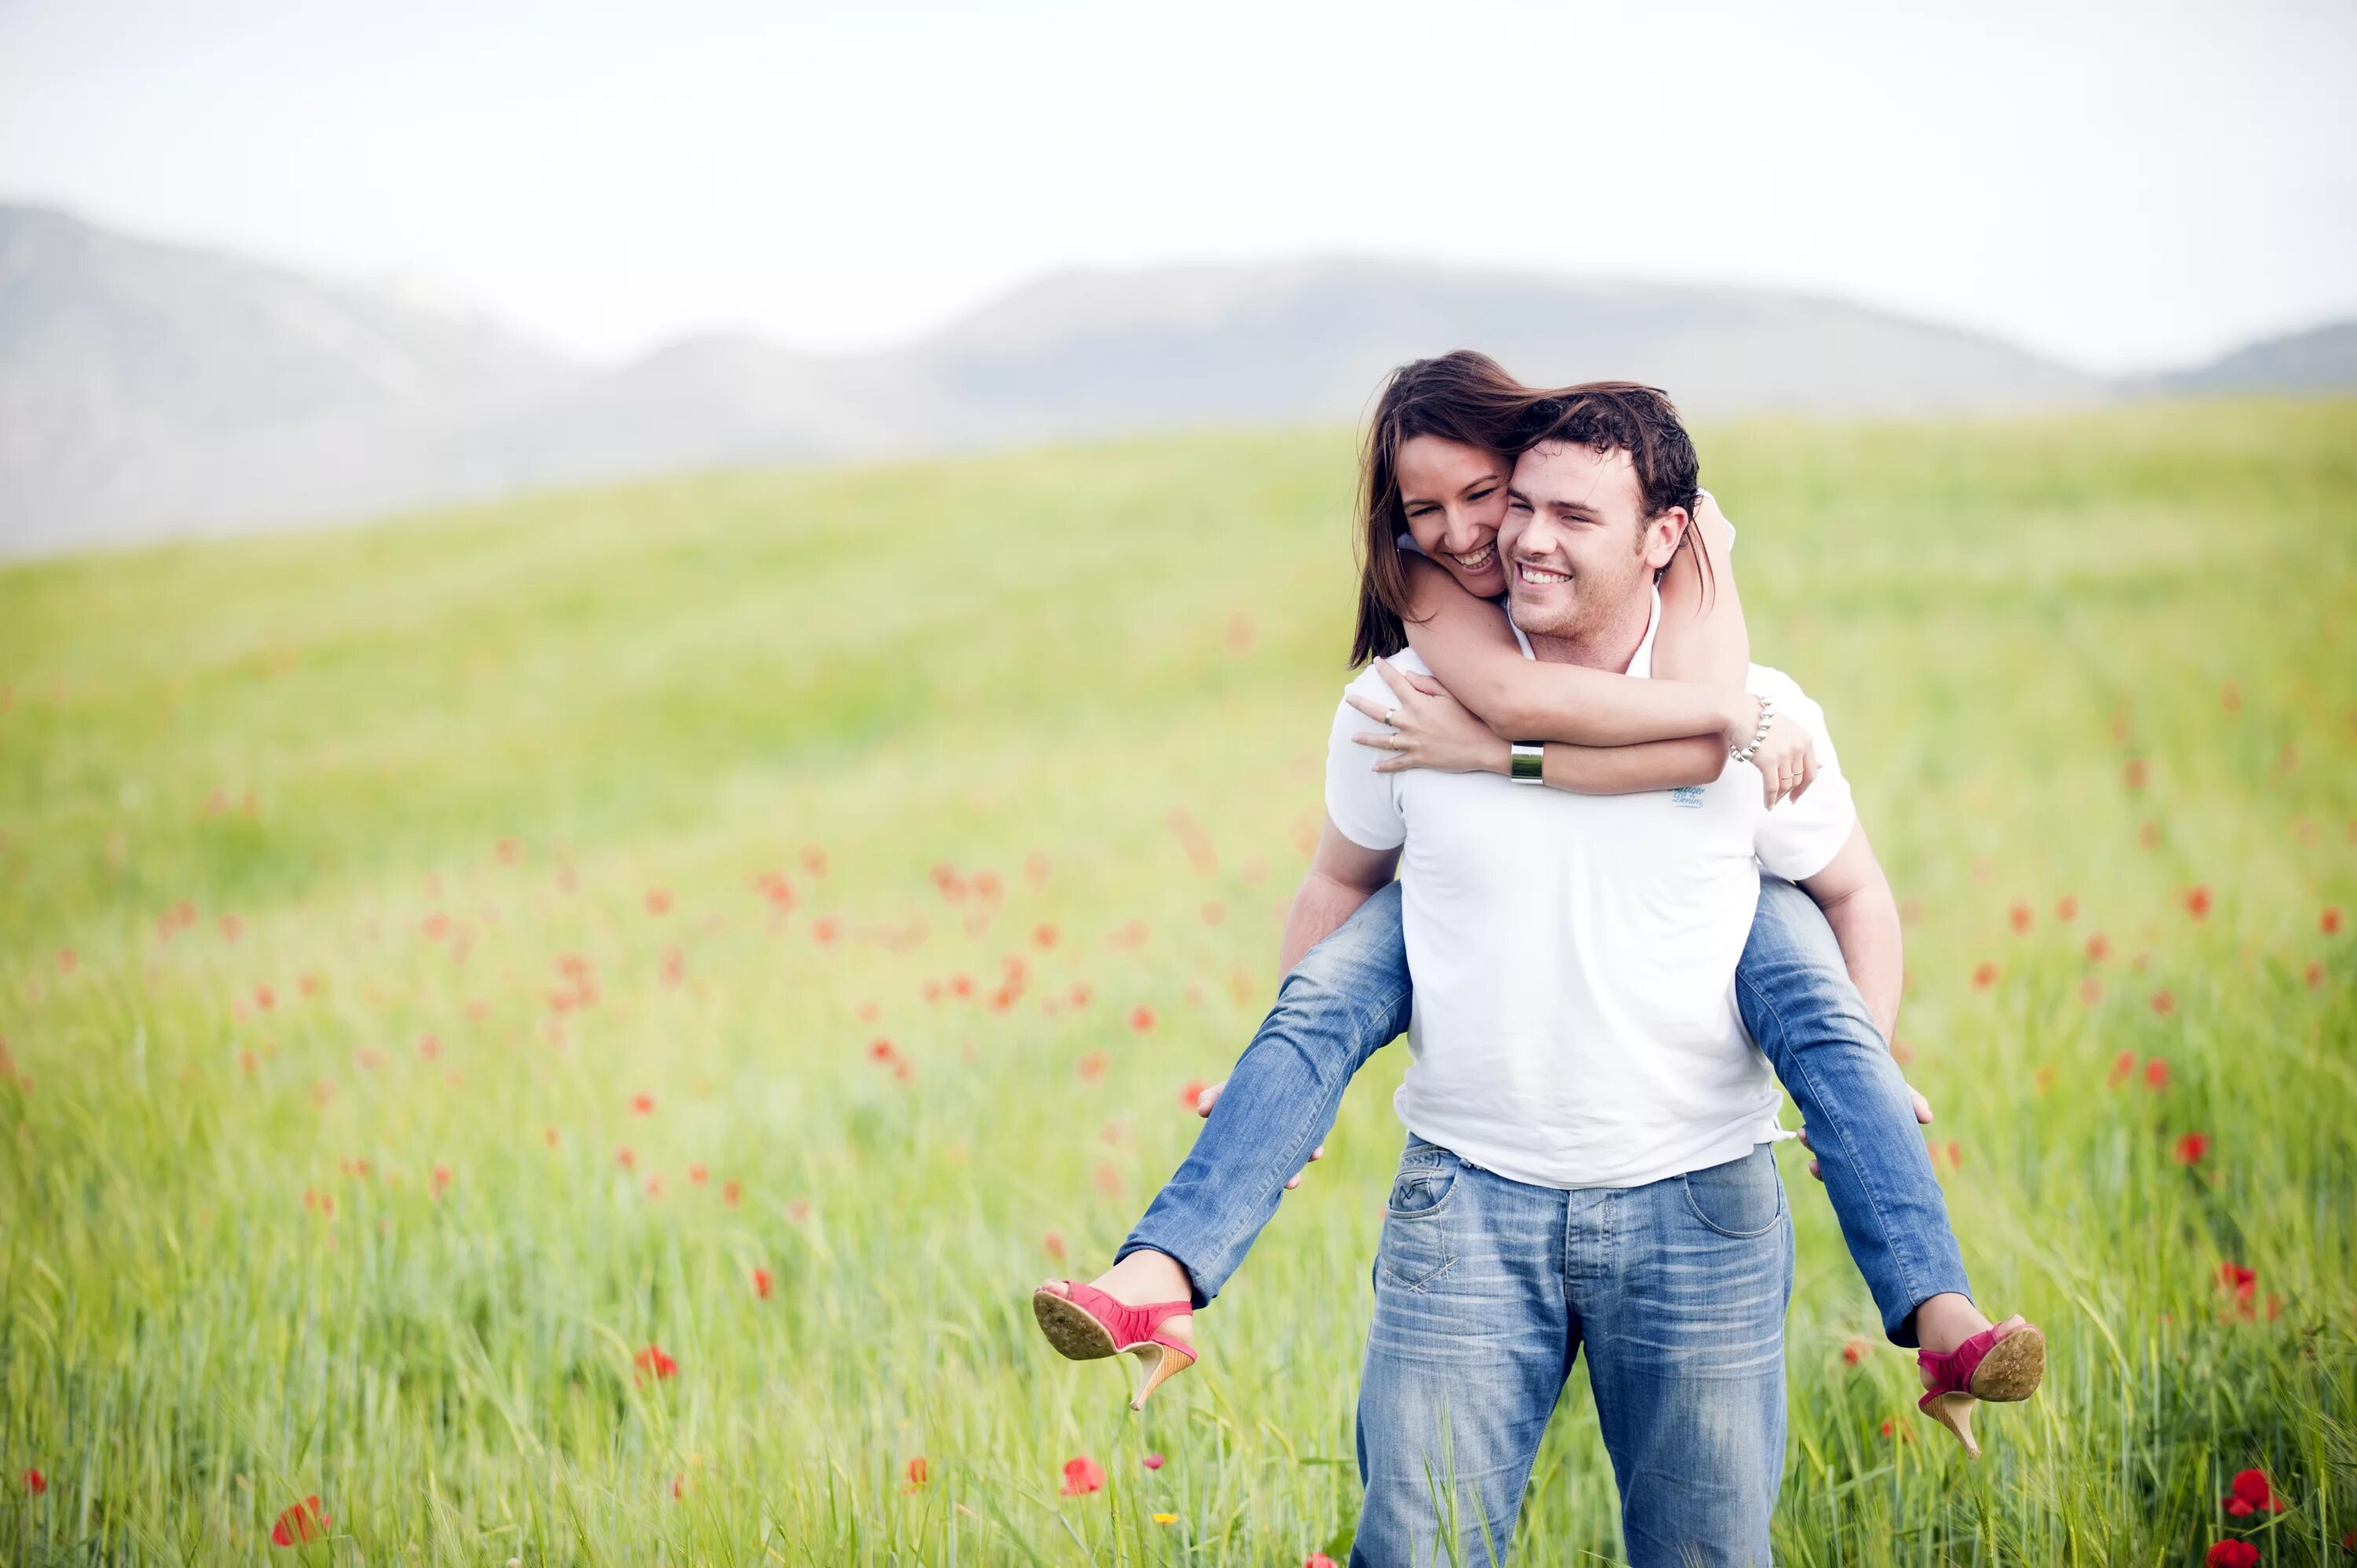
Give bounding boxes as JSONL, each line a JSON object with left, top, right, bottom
{"left": 2, "top": 203, "right": 2349, "bottom": 558}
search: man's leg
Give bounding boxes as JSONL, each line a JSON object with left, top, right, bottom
{"left": 1352, "top": 1139, "right": 1571, "bottom": 1568}
{"left": 1736, "top": 877, "right": 1973, "bottom": 1345}
{"left": 1578, "top": 1147, "right": 1792, "bottom": 1568}
{"left": 1116, "top": 881, "right": 1412, "bottom": 1306}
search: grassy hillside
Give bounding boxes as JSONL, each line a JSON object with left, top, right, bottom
{"left": 2, "top": 402, "right": 2353, "bottom": 1564}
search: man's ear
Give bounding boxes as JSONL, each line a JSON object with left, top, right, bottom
{"left": 1643, "top": 507, "right": 1689, "bottom": 571}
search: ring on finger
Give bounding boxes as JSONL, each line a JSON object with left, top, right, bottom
{"left": 1384, "top": 705, "right": 1398, "bottom": 727}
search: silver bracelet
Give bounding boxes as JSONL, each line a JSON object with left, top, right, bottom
{"left": 1509, "top": 743, "right": 1545, "bottom": 783}
{"left": 1731, "top": 697, "right": 1776, "bottom": 763}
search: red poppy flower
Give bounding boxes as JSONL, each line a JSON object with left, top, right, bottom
{"left": 630, "top": 1091, "right": 656, "bottom": 1116}
{"left": 2224, "top": 1465, "right": 2288, "bottom": 1515}
{"left": 973, "top": 870, "right": 1003, "bottom": 899}
{"left": 723, "top": 1178, "right": 742, "bottom": 1207}
{"left": 1142, "top": 1451, "right": 1165, "bottom": 1470}
{"left": 2309, "top": 961, "right": 2326, "bottom": 990}
{"left": 2138, "top": 820, "right": 2160, "bottom": 850}
{"left": 1971, "top": 962, "right": 1998, "bottom": 991}
{"left": 269, "top": 1496, "right": 330, "bottom": 1547}
{"left": 24, "top": 1468, "right": 45, "bottom": 1494}
{"left": 2080, "top": 977, "right": 2103, "bottom": 1005}
{"left": 2106, "top": 1050, "right": 2136, "bottom": 1088}
{"left": 1306, "top": 1557, "right": 1337, "bottom": 1568}
{"left": 2086, "top": 932, "right": 2110, "bottom": 962}
{"left": 1043, "top": 1230, "right": 1067, "bottom": 1263}
{"left": 812, "top": 918, "right": 838, "bottom": 945}
{"left": 1069, "top": 981, "right": 1093, "bottom": 1007}
{"left": 2144, "top": 1058, "right": 2170, "bottom": 1091}
{"left": 1178, "top": 1079, "right": 1209, "bottom": 1110}
{"left": 2150, "top": 989, "right": 2176, "bottom": 1017}
{"left": 1061, "top": 1455, "right": 1107, "bottom": 1497}
{"left": 431, "top": 1165, "right": 453, "bottom": 1200}
{"left": 687, "top": 1163, "right": 706, "bottom": 1185}
{"left": 2033, "top": 1065, "right": 2057, "bottom": 1093}
{"left": 616, "top": 1145, "right": 636, "bottom": 1171}
{"left": 2008, "top": 903, "right": 2033, "bottom": 934}
{"left": 2215, "top": 1262, "right": 2256, "bottom": 1301}
{"left": 2175, "top": 1132, "right": 2210, "bottom": 1166}
{"left": 2184, "top": 885, "right": 2212, "bottom": 920}
{"left": 2205, "top": 1541, "right": 2259, "bottom": 1568}
{"left": 2122, "top": 758, "right": 2148, "bottom": 790}
{"left": 645, "top": 888, "right": 673, "bottom": 916}
{"left": 2055, "top": 895, "right": 2079, "bottom": 921}
{"left": 658, "top": 948, "right": 684, "bottom": 986}
{"left": 1094, "top": 1162, "right": 1124, "bottom": 1198}
{"left": 634, "top": 1344, "right": 678, "bottom": 1383}
{"left": 544, "top": 1127, "right": 559, "bottom": 1148}
{"left": 1129, "top": 1005, "right": 1157, "bottom": 1034}
{"left": 1076, "top": 1050, "right": 1109, "bottom": 1083}
{"left": 2326, "top": 907, "right": 2344, "bottom": 936}
{"left": 903, "top": 1456, "right": 929, "bottom": 1493}
{"left": 1842, "top": 1339, "right": 1869, "bottom": 1365}
{"left": 751, "top": 1266, "right": 772, "bottom": 1300}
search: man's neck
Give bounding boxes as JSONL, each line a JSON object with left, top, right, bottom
{"left": 1522, "top": 590, "right": 1655, "bottom": 673}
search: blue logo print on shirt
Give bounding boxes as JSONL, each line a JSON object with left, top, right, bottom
{"left": 1670, "top": 786, "right": 1706, "bottom": 809}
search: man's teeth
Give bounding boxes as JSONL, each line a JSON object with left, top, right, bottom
{"left": 1451, "top": 546, "right": 1496, "bottom": 570}
{"left": 1516, "top": 561, "right": 1570, "bottom": 584}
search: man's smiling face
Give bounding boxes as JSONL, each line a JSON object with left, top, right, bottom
{"left": 1501, "top": 441, "right": 1686, "bottom": 642}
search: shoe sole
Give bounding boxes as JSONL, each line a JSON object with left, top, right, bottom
{"left": 1969, "top": 1325, "right": 2046, "bottom": 1402}
{"left": 1032, "top": 1288, "right": 1120, "bottom": 1362}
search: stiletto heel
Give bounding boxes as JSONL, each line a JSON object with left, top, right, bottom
{"left": 1922, "top": 1390, "right": 1979, "bottom": 1458}
{"left": 1032, "top": 1282, "right": 1198, "bottom": 1410}
{"left": 1916, "top": 1319, "right": 2044, "bottom": 1460}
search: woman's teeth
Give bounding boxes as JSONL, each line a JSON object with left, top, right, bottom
{"left": 1516, "top": 561, "right": 1570, "bottom": 585}
{"left": 1452, "top": 546, "right": 1496, "bottom": 570}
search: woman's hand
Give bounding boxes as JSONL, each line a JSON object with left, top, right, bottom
{"left": 1735, "top": 697, "right": 1819, "bottom": 809}
{"left": 1345, "top": 658, "right": 1511, "bottom": 775}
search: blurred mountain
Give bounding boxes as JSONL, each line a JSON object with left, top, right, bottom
{"left": 2156, "top": 320, "right": 2357, "bottom": 395}
{"left": 0, "top": 202, "right": 2337, "bottom": 557}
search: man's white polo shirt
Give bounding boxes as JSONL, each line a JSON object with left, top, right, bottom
{"left": 1324, "top": 593, "right": 1857, "bottom": 1190}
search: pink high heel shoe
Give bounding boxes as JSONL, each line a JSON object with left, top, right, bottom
{"left": 1032, "top": 1281, "right": 1197, "bottom": 1409}
{"left": 1917, "top": 1317, "right": 2046, "bottom": 1458}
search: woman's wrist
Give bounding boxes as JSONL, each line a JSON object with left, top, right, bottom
{"left": 1721, "top": 693, "right": 1761, "bottom": 752}
{"left": 1479, "top": 735, "right": 1515, "bottom": 775}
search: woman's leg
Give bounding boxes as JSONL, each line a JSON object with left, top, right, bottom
{"left": 1091, "top": 880, "right": 1413, "bottom": 1310}
{"left": 1735, "top": 877, "right": 1978, "bottom": 1349}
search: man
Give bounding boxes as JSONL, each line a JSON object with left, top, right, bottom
{"left": 1312, "top": 387, "right": 1897, "bottom": 1565}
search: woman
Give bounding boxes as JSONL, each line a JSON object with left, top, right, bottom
{"left": 1033, "top": 354, "right": 2043, "bottom": 1456}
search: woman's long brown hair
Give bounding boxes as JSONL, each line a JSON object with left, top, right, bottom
{"left": 1348, "top": 351, "right": 1540, "bottom": 666}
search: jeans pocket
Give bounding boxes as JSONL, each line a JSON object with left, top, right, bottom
{"left": 1378, "top": 1144, "right": 1460, "bottom": 1291}
{"left": 1680, "top": 1147, "right": 1785, "bottom": 1239}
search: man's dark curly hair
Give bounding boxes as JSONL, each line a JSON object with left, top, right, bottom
{"left": 1510, "top": 381, "right": 1702, "bottom": 526}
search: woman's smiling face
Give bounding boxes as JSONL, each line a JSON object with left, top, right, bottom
{"left": 1396, "top": 434, "right": 1512, "bottom": 599}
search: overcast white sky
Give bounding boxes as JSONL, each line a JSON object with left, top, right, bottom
{"left": 3, "top": 0, "right": 2352, "bottom": 373}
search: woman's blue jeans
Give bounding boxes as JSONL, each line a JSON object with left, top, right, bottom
{"left": 1117, "top": 877, "right": 1970, "bottom": 1345}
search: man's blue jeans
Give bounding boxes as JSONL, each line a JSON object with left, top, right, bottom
{"left": 1118, "top": 877, "right": 1970, "bottom": 1344}
{"left": 1352, "top": 1137, "right": 1792, "bottom": 1567}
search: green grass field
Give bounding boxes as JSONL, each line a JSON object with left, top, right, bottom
{"left": 2, "top": 401, "right": 2353, "bottom": 1566}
